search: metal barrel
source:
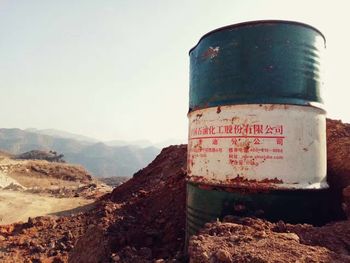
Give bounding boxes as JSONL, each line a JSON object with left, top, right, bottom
{"left": 186, "top": 20, "right": 330, "bottom": 240}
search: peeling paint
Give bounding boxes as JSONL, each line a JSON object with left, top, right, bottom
{"left": 202, "top": 46, "right": 220, "bottom": 59}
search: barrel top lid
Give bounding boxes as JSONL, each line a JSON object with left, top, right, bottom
{"left": 189, "top": 20, "right": 326, "bottom": 54}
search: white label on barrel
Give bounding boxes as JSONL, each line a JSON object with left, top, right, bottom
{"left": 187, "top": 104, "right": 327, "bottom": 189}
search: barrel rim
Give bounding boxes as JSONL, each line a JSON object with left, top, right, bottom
{"left": 189, "top": 20, "right": 326, "bottom": 55}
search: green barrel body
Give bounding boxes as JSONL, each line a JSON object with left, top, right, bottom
{"left": 189, "top": 20, "right": 325, "bottom": 111}
{"left": 186, "top": 21, "right": 331, "bottom": 241}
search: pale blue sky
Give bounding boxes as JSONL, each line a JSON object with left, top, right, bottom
{"left": 1, "top": 0, "right": 349, "bottom": 143}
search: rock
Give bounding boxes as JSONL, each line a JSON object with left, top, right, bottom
{"left": 253, "top": 231, "right": 268, "bottom": 239}
{"left": 34, "top": 244, "right": 46, "bottom": 253}
{"left": 59, "top": 242, "right": 67, "bottom": 251}
{"left": 49, "top": 241, "right": 56, "bottom": 249}
{"left": 201, "top": 251, "right": 210, "bottom": 260}
{"left": 279, "top": 232, "right": 300, "bottom": 242}
{"left": 66, "top": 231, "right": 74, "bottom": 240}
{"left": 215, "top": 249, "right": 232, "bottom": 262}
{"left": 111, "top": 253, "right": 120, "bottom": 262}
{"left": 189, "top": 219, "right": 350, "bottom": 263}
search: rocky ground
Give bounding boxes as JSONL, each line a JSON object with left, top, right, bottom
{"left": 189, "top": 217, "right": 350, "bottom": 263}
{"left": 0, "top": 155, "right": 111, "bottom": 199}
{"left": 0, "top": 118, "right": 349, "bottom": 262}
{"left": 0, "top": 145, "right": 187, "bottom": 263}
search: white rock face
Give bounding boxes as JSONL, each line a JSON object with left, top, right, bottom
{"left": 0, "top": 171, "right": 23, "bottom": 189}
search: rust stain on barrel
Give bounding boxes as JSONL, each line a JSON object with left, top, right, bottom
{"left": 188, "top": 175, "right": 284, "bottom": 192}
{"left": 202, "top": 46, "right": 220, "bottom": 59}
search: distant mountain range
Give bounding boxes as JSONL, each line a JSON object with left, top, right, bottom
{"left": 105, "top": 138, "right": 186, "bottom": 149}
{"left": 0, "top": 128, "right": 163, "bottom": 177}
{"left": 25, "top": 128, "right": 185, "bottom": 149}
{"left": 25, "top": 128, "right": 99, "bottom": 143}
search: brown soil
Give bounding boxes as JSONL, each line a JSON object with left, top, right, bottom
{"left": 70, "top": 144, "right": 187, "bottom": 262}
{"left": 0, "top": 210, "right": 94, "bottom": 262}
{"left": 10, "top": 160, "right": 93, "bottom": 184}
{"left": 0, "top": 119, "right": 349, "bottom": 262}
{"left": 189, "top": 217, "right": 350, "bottom": 263}
{"left": 0, "top": 145, "right": 187, "bottom": 262}
{"left": 343, "top": 186, "right": 350, "bottom": 218}
{"left": 326, "top": 119, "right": 350, "bottom": 189}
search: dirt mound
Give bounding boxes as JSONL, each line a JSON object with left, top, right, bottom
{"left": 69, "top": 144, "right": 187, "bottom": 262}
{"left": 0, "top": 210, "right": 98, "bottom": 262}
{"left": 14, "top": 161, "right": 92, "bottom": 183}
{"left": 325, "top": 119, "right": 350, "bottom": 218}
{"left": 189, "top": 217, "right": 350, "bottom": 263}
{"left": 0, "top": 119, "right": 349, "bottom": 262}
{"left": 0, "top": 156, "right": 107, "bottom": 199}
{"left": 0, "top": 157, "right": 92, "bottom": 184}
{"left": 327, "top": 119, "right": 350, "bottom": 189}
{"left": 0, "top": 145, "right": 187, "bottom": 263}
{"left": 110, "top": 144, "right": 186, "bottom": 203}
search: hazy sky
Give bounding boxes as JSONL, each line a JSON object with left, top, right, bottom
{"left": 1, "top": 0, "right": 349, "bottom": 143}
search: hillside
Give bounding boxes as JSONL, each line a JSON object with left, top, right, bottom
{"left": 0, "top": 153, "right": 111, "bottom": 225}
{"left": 25, "top": 128, "right": 98, "bottom": 143}
{"left": 0, "top": 128, "right": 160, "bottom": 177}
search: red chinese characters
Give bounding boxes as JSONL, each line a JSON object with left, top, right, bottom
{"left": 191, "top": 124, "right": 284, "bottom": 137}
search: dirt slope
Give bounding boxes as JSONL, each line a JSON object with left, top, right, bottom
{"left": 0, "top": 155, "right": 110, "bottom": 199}
{"left": 0, "top": 119, "right": 349, "bottom": 263}
{"left": 70, "top": 144, "right": 187, "bottom": 262}
{"left": 326, "top": 118, "right": 350, "bottom": 189}
{"left": 1, "top": 158, "right": 93, "bottom": 185}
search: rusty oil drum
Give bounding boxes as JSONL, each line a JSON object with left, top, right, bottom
{"left": 186, "top": 21, "right": 331, "bottom": 238}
